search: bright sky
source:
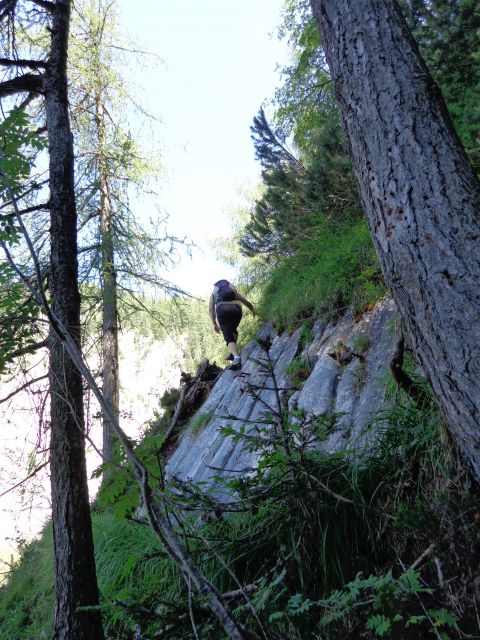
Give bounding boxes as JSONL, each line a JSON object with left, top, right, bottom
{"left": 116, "top": 0, "right": 289, "bottom": 297}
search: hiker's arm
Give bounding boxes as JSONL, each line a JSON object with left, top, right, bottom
{"left": 236, "top": 293, "right": 255, "bottom": 314}
{"left": 209, "top": 294, "right": 220, "bottom": 333}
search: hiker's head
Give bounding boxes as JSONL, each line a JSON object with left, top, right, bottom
{"left": 214, "top": 279, "right": 230, "bottom": 288}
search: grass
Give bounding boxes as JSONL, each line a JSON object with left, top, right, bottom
{"left": 258, "top": 218, "right": 386, "bottom": 330}
{"left": 0, "top": 524, "right": 54, "bottom": 640}
{"left": 285, "top": 356, "right": 313, "bottom": 387}
{"left": 188, "top": 409, "right": 215, "bottom": 435}
{"left": 0, "top": 377, "right": 476, "bottom": 639}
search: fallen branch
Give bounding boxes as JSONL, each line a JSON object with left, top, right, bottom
{"left": 161, "top": 360, "right": 221, "bottom": 451}
{"left": 0, "top": 151, "right": 252, "bottom": 640}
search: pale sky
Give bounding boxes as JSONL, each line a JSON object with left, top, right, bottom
{"left": 116, "top": 0, "right": 289, "bottom": 296}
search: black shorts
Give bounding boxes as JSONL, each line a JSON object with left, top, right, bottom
{"left": 217, "top": 303, "right": 242, "bottom": 345}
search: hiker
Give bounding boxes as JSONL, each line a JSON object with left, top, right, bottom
{"left": 209, "top": 279, "right": 254, "bottom": 370}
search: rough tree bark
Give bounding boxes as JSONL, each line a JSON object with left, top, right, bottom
{"left": 309, "top": 0, "right": 480, "bottom": 476}
{"left": 45, "top": 1, "right": 104, "bottom": 637}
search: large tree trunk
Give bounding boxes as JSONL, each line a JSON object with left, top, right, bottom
{"left": 45, "top": 1, "right": 104, "bottom": 638}
{"left": 309, "top": 0, "right": 480, "bottom": 474}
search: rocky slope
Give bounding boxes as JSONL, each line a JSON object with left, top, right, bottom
{"left": 166, "top": 299, "right": 398, "bottom": 488}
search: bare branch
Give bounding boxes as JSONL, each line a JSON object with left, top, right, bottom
{"left": 0, "top": 460, "right": 49, "bottom": 499}
{"left": 78, "top": 243, "right": 100, "bottom": 254}
{"left": 27, "top": 0, "right": 55, "bottom": 11}
{"left": 0, "top": 72, "right": 43, "bottom": 97}
{"left": 0, "top": 202, "right": 49, "bottom": 220}
{"left": 0, "top": 57, "right": 47, "bottom": 69}
{"left": 0, "top": 373, "right": 48, "bottom": 404}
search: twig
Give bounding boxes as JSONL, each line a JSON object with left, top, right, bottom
{"left": 408, "top": 542, "right": 436, "bottom": 572}
{"left": 0, "top": 373, "right": 48, "bottom": 404}
{"left": 187, "top": 575, "right": 200, "bottom": 640}
{"left": 0, "top": 460, "right": 49, "bottom": 498}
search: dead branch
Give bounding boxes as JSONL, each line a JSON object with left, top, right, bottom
{"left": 9, "top": 338, "right": 49, "bottom": 359}
{"left": 0, "top": 57, "right": 46, "bottom": 68}
{"left": 0, "top": 202, "right": 49, "bottom": 219}
{"left": 0, "top": 373, "right": 48, "bottom": 404}
{"left": 0, "top": 72, "right": 44, "bottom": 96}
{"left": 0, "top": 459, "right": 49, "bottom": 498}
{"left": 161, "top": 360, "right": 221, "bottom": 450}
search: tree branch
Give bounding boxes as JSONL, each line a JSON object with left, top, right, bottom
{"left": 0, "top": 72, "right": 43, "bottom": 97}
{"left": 28, "top": 0, "right": 55, "bottom": 11}
{"left": 0, "top": 460, "right": 49, "bottom": 499}
{"left": 9, "top": 338, "right": 49, "bottom": 359}
{"left": 0, "top": 373, "right": 48, "bottom": 404}
{"left": 0, "top": 57, "right": 46, "bottom": 69}
{"left": 0, "top": 202, "right": 49, "bottom": 220}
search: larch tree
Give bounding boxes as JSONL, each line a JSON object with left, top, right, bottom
{"left": 69, "top": 0, "right": 185, "bottom": 469}
{"left": 309, "top": 0, "right": 480, "bottom": 475}
{"left": 0, "top": 1, "right": 105, "bottom": 638}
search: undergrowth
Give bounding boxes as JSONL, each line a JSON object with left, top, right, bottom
{"left": 0, "top": 354, "right": 478, "bottom": 639}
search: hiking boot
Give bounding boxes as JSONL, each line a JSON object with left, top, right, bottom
{"left": 230, "top": 356, "right": 242, "bottom": 371}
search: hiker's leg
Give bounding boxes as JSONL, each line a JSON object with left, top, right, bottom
{"left": 227, "top": 341, "right": 239, "bottom": 357}
{"left": 217, "top": 306, "right": 242, "bottom": 359}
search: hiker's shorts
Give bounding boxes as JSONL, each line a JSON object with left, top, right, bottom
{"left": 217, "top": 303, "right": 242, "bottom": 345}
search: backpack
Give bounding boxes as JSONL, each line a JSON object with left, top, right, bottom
{"left": 213, "top": 279, "right": 238, "bottom": 304}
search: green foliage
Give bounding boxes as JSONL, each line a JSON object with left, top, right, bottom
{"left": 258, "top": 217, "right": 386, "bottom": 329}
{"left": 0, "top": 524, "right": 54, "bottom": 639}
{"left": 285, "top": 355, "right": 312, "bottom": 387}
{"left": 0, "top": 108, "right": 46, "bottom": 373}
{"left": 315, "top": 569, "right": 437, "bottom": 637}
{"left": 353, "top": 333, "right": 371, "bottom": 353}
{"left": 274, "top": 0, "right": 334, "bottom": 154}
{"left": 0, "top": 108, "right": 46, "bottom": 205}
{"left": 399, "top": 0, "right": 480, "bottom": 165}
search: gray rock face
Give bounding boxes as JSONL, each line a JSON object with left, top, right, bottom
{"left": 165, "top": 299, "right": 398, "bottom": 487}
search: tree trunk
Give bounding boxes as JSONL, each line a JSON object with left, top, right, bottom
{"left": 96, "top": 95, "right": 119, "bottom": 468}
{"left": 309, "top": 0, "right": 480, "bottom": 474}
{"left": 45, "top": 1, "right": 104, "bottom": 638}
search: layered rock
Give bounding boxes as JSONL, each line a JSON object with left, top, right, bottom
{"left": 166, "top": 299, "right": 398, "bottom": 487}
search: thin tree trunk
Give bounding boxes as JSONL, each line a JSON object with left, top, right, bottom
{"left": 45, "top": 1, "right": 104, "bottom": 637}
{"left": 309, "top": 0, "right": 480, "bottom": 474}
{"left": 95, "top": 94, "right": 119, "bottom": 468}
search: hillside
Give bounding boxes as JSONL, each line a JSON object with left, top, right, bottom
{"left": 0, "top": 299, "right": 478, "bottom": 639}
